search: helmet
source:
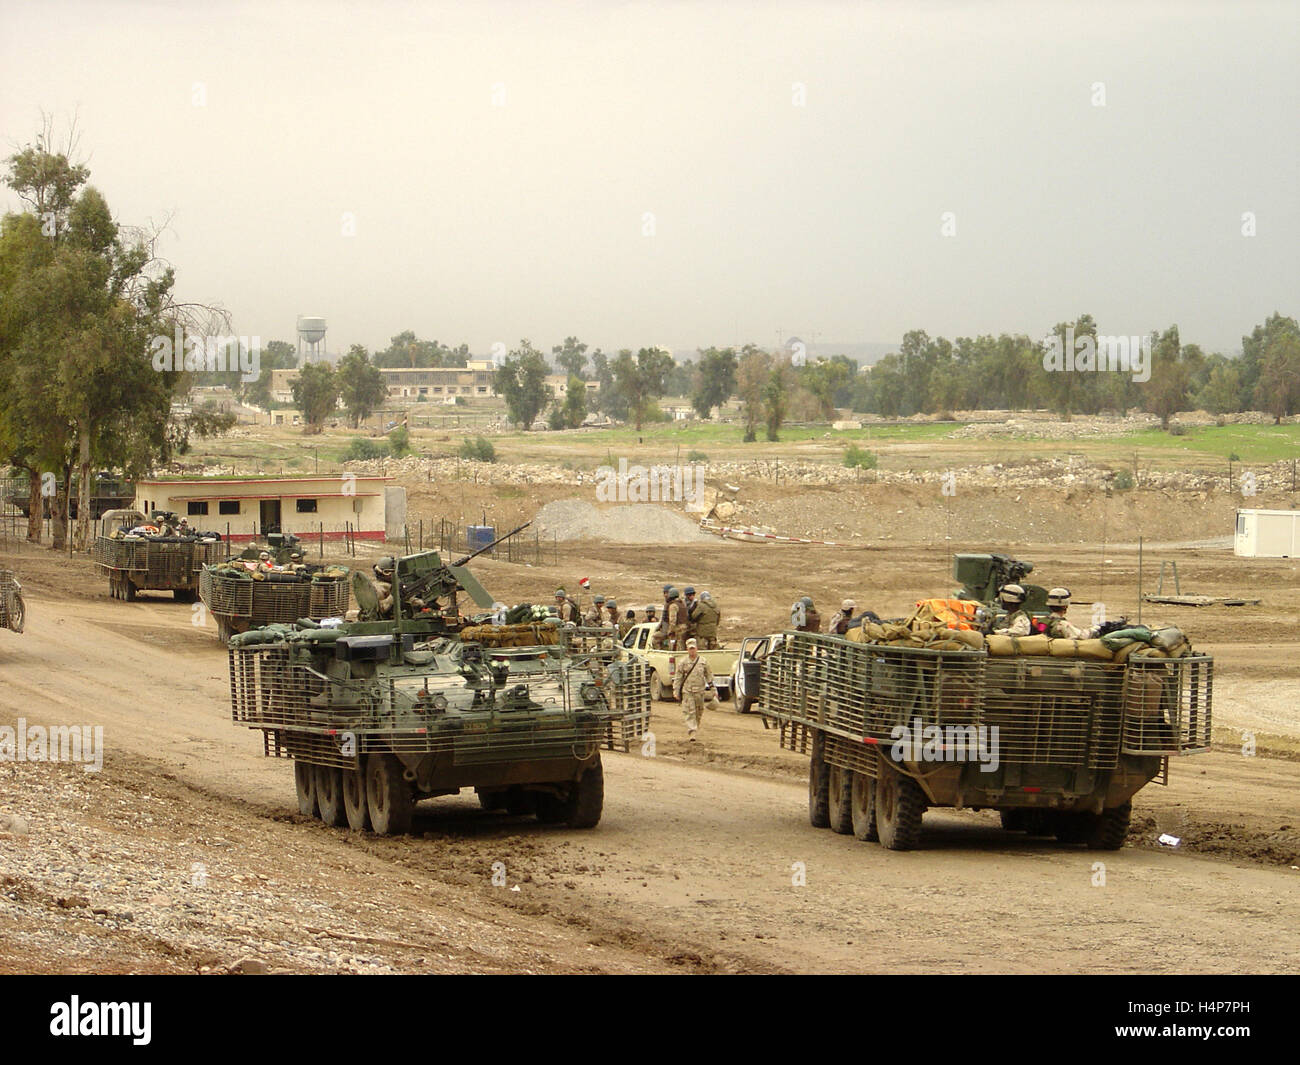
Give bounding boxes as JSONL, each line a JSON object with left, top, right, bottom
{"left": 662, "top": 584, "right": 672, "bottom": 594}
{"left": 841, "top": 599, "right": 856, "bottom": 612}
{"left": 554, "top": 588, "right": 566, "bottom": 598}
{"left": 605, "top": 599, "right": 617, "bottom": 609}
{"left": 646, "top": 605, "right": 658, "bottom": 615}
{"left": 684, "top": 586, "right": 696, "bottom": 596}
{"left": 700, "top": 591, "right": 712, "bottom": 602}
{"left": 375, "top": 557, "right": 394, "bottom": 575}
{"left": 594, "top": 594, "right": 605, "bottom": 604}
{"left": 1000, "top": 583, "right": 1026, "bottom": 605}
{"left": 290, "top": 552, "right": 302, "bottom": 561}
{"left": 800, "top": 596, "right": 814, "bottom": 608}
{"left": 667, "top": 587, "right": 680, "bottom": 600}
{"left": 259, "top": 551, "right": 271, "bottom": 560}
{"left": 1046, "top": 587, "right": 1071, "bottom": 609}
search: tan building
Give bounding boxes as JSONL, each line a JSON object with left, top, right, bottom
{"left": 378, "top": 365, "right": 496, "bottom": 401}
{"left": 134, "top": 475, "right": 393, "bottom": 544}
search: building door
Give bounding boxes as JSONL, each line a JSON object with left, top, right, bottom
{"left": 260, "top": 499, "right": 281, "bottom": 535}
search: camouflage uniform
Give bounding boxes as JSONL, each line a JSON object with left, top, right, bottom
{"left": 693, "top": 595, "right": 720, "bottom": 649}
{"left": 992, "top": 609, "right": 1032, "bottom": 636}
{"left": 673, "top": 650, "right": 719, "bottom": 738}
{"left": 669, "top": 596, "right": 690, "bottom": 650}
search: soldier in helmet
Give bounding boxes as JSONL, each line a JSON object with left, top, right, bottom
{"left": 667, "top": 586, "right": 689, "bottom": 650}
{"left": 604, "top": 598, "right": 623, "bottom": 632}
{"left": 1044, "top": 587, "right": 1096, "bottom": 639}
{"left": 794, "top": 596, "right": 821, "bottom": 633}
{"left": 653, "top": 583, "right": 673, "bottom": 648}
{"left": 288, "top": 551, "right": 307, "bottom": 576}
{"left": 554, "top": 588, "right": 580, "bottom": 624}
{"left": 644, "top": 603, "right": 659, "bottom": 627}
{"left": 373, "top": 557, "right": 396, "bottom": 617}
{"left": 584, "top": 594, "right": 607, "bottom": 627}
{"left": 828, "top": 598, "right": 857, "bottom": 635}
{"left": 693, "top": 590, "right": 720, "bottom": 649}
{"left": 990, "top": 583, "right": 1032, "bottom": 635}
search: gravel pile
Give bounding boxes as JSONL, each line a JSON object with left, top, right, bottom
{"left": 533, "top": 499, "right": 718, "bottom": 543}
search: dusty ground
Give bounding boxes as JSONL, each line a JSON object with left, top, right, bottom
{"left": 1, "top": 521, "right": 1297, "bottom": 975}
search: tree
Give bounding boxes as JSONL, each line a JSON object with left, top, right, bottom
{"left": 1195, "top": 358, "right": 1241, "bottom": 415}
{"left": 613, "top": 347, "right": 674, "bottom": 431}
{"left": 337, "top": 344, "right": 387, "bottom": 427}
{"left": 763, "top": 360, "right": 793, "bottom": 440}
{"left": 495, "top": 340, "right": 549, "bottom": 429}
{"left": 735, "top": 347, "right": 771, "bottom": 441}
{"left": 1239, "top": 313, "right": 1299, "bottom": 411}
{"left": 692, "top": 346, "right": 737, "bottom": 418}
{"left": 388, "top": 423, "right": 410, "bottom": 456}
{"left": 799, "top": 358, "right": 852, "bottom": 420}
{"left": 1140, "top": 326, "right": 1190, "bottom": 430}
{"left": 552, "top": 336, "right": 588, "bottom": 380}
{"left": 1254, "top": 332, "right": 1300, "bottom": 423}
{"left": 290, "top": 362, "right": 339, "bottom": 433}
{"left": 562, "top": 374, "right": 587, "bottom": 428}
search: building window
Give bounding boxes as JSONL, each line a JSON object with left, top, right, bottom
{"left": 219, "top": 500, "right": 240, "bottom": 515}
{"left": 296, "top": 498, "right": 318, "bottom": 514}
{"left": 187, "top": 501, "right": 209, "bottom": 516}
{"left": 418, "top": 388, "right": 428, "bottom": 395}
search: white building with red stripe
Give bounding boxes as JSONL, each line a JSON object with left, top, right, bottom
{"left": 132, "top": 475, "right": 395, "bottom": 543}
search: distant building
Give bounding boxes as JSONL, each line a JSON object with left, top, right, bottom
{"left": 544, "top": 374, "right": 599, "bottom": 397}
{"left": 134, "top": 475, "right": 393, "bottom": 542}
{"left": 378, "top": 365, "right": 496, "bottom": 400}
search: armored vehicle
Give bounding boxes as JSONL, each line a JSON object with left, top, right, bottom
{"left": 0, "top": 569, "right": 26, "bottom": 634}
{"left": 200, "top": 533, "right": 350, "bottom": 643}
{"left": 227, "top": 539, "right": 650, "bottom": 834}
{"left": 7, "top": 471, "right": 133, "bottom": 520}
{"left": 93, "top": 509, "right": 225, "bottom": 602}
{"left": 763, "top": 613, "right": 1211, "bottom": 851}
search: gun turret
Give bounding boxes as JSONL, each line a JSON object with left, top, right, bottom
{"left": 452, "top": 522, "right": 532, "bottom": 567}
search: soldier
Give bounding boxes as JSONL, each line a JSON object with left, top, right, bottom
{"left": 644, "top": 603, "right": 659, "bottom": 627}
{"left": 177, "top": 516, "right": 191, "bottom": 536}
{"left": 828, "top": 598, "right": 857, "bottom": 635}
{"left": 794, "top": 596, "right": 821, "bottom": 633}
{"left": 1044, "top": 587, "right": 1096, "bottom": 639}
{"left": 374, "top": 557, "right": 396, "bottom": 617}
{"left": 673, "top": 638, "right": 720, "bottom": 742}
{"left": 682, "top": 586, "right": 699, "bottom": 641}
{"left": 693, "top": 590, "right": 720, "bottom": 648}
{"left": 616, "top": 604, "right": 635, "bottom": 638}
{"left": 583, "top": 594, "right": 606, "bottom": 627}
{"left": 654, "top": 584, "right": 673, "bottom": 648}
{"left": 554, "top": 588, "right": 580, "bottom": 624}
{"left": 257, "top": 550, "right": 274, "bottom": 573}
{"left": 990, "top": 583, "right": 1032, "bottom": 635}
{"left": 604, "top": 598, "right": 622, "bottom": 631}
{"left": 288, "top": 551, "right": 307, "bottom": 576}
{"left": 667, "top": 587, "right": 689, "bottom": 649}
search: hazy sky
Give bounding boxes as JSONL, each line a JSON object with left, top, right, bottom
{"left": 2, "top": 0, "right": 1295, "bottom": 358}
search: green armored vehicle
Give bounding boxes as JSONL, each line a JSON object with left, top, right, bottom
{"left": 763, "top": 568, "right": 1212, "bottom": 851}
{"left": 0, "top": 568, "right": 26, "bottom": 634}
{"left": 199, "top": 533, "right": 350, "bottom": 643}
{"left": 93, "top": 509, "right": 225, "bottom": 602}
{"left": 227, "top": 539, "right": 650, "bottom": 835}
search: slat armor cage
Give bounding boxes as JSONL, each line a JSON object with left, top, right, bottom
{"left": 763, "top": 632, "right": 1210, "bottom": 775}
{"left": 93, "top": 537, "right": 224, "bottom": 587}
{"left": 201, "top": 569, "right": 350, "bottom": 626}
{"left": 0, "top": 569, "right": 20, "bottom": 631}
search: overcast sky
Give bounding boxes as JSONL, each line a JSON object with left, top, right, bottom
{"left": 2, "top": 0, "right": 1295, "bottom": 358}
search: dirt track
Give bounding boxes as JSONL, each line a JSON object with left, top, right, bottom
{"left": 1, "top": 549, "right": 1298, "bottom": 974}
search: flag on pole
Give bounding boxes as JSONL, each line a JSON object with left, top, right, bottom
{"left": 578, "top": 577, "right": 591, "bottom": 589}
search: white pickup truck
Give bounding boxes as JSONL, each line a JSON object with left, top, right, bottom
{"left": 620, "top": 622, "right": 736, "bottom": 703}
{"left": 731, "top": 633, "right": 786, "bottom": 713}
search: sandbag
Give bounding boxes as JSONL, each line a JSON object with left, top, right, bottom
{"left": 1101, "top": 626, "right": 1155, "bottom": 651}
{"left": 1048, "top": 638, "right": 1114, "bottom": 661}
{"left": 1152, "top": 626, "right": 1188, "bottom": 653}
{"left": 986, "top": 633, "right": 1052, "bottom": 656}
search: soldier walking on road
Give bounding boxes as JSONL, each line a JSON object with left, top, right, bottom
{"left": 673, "top": 638, "right": 720, "bottom": 742}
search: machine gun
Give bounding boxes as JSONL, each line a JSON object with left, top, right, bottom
{"left": 952, "top": 552, "right": 1047, "bottom": 613}
{"left": 391, "top": 522, "right": 533, "bottom": 624}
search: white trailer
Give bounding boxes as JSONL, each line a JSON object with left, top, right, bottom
{"left": 1234, "top": 508, "right": 1300, "bottom": 558}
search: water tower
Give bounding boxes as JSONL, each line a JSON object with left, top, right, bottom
{"left": 297, "top": 315, "right": 327, "bottom": 361}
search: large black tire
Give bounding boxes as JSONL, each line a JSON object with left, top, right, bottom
{"left": 851, "top": 771, "right": 878, "bottom": 841}
{"left": 875, "top": 764, "right": 926, "bottom": 851}
{"left": 365, "top": 753, "right": 414, "bottom": 836}
{"left": 1086, "top": 802, "right": 1132, "bottom": 851}
{"left": 315, "top": 765, "right": 346, "bottom": 827}
{"left": 808, "top": 732, "right": 830, "bottom": 828}
{"left": 827, "top": 762, "right": 854, "bottom": 834}
{"left": 341, "top": 767, "right": 369, "bottom": 831}
{"left": 535, "top": 756, "right": 605, "bottom": 828}
{"left": 294, "top": 761, "right": 318, "bottom": 818}
{"left": 8, "top": 592, "right": 24, "bottom": 633}
{"left": 122, "top": 579, "right": 136, "bottom": 602}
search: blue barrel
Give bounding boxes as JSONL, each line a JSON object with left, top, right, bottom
{"left": 467, "top": 525, "right": 495, "bottom": 552}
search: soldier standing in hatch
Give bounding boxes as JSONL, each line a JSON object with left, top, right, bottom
{"left": 1044, "top": 587, "right": 1096, "bottom": 639}
{"left": 989, "top": 583, "right": 1032, "bottom": 635}
{"left": 373, "top": 557, "right": 395, "bottom": 617}
{"left": 828, "top": 598, "right": 857, "bottom": 636}
{"left": 673, "top": 638, "right": 720, "bottom": 742}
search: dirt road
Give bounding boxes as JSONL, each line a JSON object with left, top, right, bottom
{"left": 2, "top": 579, "right": 1297, "bottom": 974}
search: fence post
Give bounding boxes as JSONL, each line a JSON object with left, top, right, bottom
{"left": 320, "top": 522, "right": 324, "bottom": 558}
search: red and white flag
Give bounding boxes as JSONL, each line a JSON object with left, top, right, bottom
{"left": 578, "top": 577, "right": 591, "bottom": 589}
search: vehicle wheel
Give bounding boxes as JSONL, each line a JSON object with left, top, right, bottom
{"left": 9, "top": 593, "right": 24, "bottom": 634}
{"left": 315, "top": 765, "right": 346, "bottom": 826}
{"left": 365, "top": 753, "right": 414, "bottom": 836}
{"left": 808, "top": 732, "right": 830, "bottom": 828}
{"left": 341, "top": 767, "right": 369, "bottom": 831}
{"left": 851, "top": 771, "right": 879, "bottom": 841}
{"left": 875, "top": 763, "right": 926, "bottom": 851}
{"left": 650, "top": 672, "right": 665, "bottom": 702}
{"left": 566, "top": 756, "right": 605, "bottom": 828}
{"left": 108, "top": 578, "right": 118, "bottom": 600}
{"left": 534, "top": 789, "right": 568, "bottom": 824}
{"left": 1086, "top": 802, "right": 1132, "bottom": 851}
{"left": 1000, "top": 809, "right": 1028, "bottom": 832}
{"left": 174, "top": 588, "right": 195, "bottom": 603}
{"left": 477, "top": 789, "right": 508, "bottom": 812}
{"left": 827, "top": 762, "right": 854, "bottom": 834}
{"left": 122, "top": 580, "right": 136, "bottom": 602}
{"left": 294, "top": 761, "right": 318, "bottom": 818}
{"left": 737, "top": 697, "right": 757, "bottom": 714}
